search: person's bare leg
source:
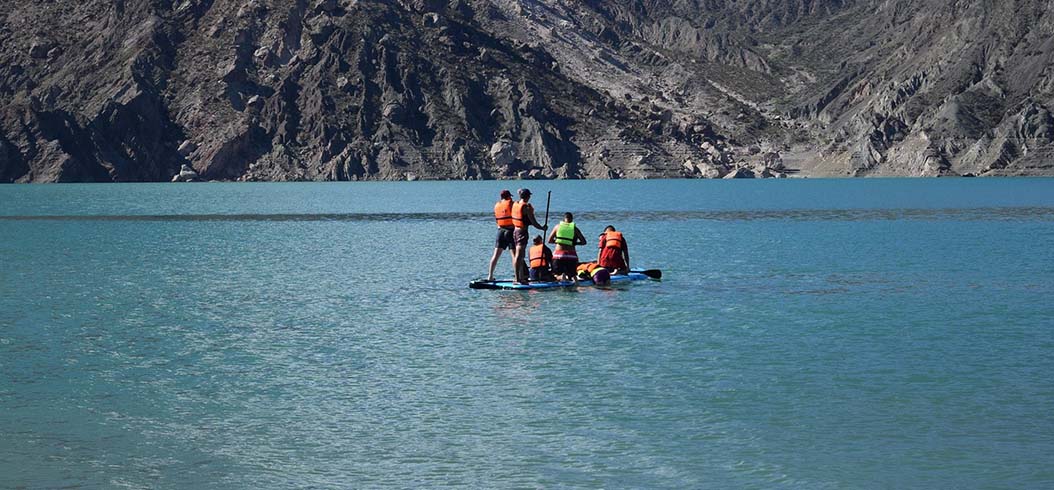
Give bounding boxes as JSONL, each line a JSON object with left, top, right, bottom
{"left": 487, "top": 248, "right": 502, "bottom": 281}
{"left": 518, "top": 258, "right": 529, "bottom": 283}
{"left": 513, "top": 244, "right": 527, "bottom": 283}
{"left": 518, "top": 247, "right": 529, "bottom": 283}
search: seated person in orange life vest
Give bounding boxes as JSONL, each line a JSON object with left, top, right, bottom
{"left": 547, "top": 212, "right": 588, "bottom": 282}
{"left": 596, "top": 225, "right": 630, "bottom": 275}
{"left": 576, "top": 262, "right": 611, "bottom": 286}
{"left": 528, "top": 236, "right": 556, "bottom": 282}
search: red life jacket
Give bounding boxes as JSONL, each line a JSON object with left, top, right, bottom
{"left": 494, "top": 199, "right": 513, "bottom": 228}
{"left": 529, "top": 244, "right": 550, "bottom": 268}
{"left": 512, "top": 201, "right": 531, "bottom": 229}
{"left": 602, "top": 231, "right": 624, "bottom": 249}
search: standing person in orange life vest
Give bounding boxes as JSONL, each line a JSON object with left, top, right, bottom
{"left": 511, "top": 188, "right": 547, "bottom": 284}
{"left": 528, "top": 235, "right": 555, "bottom": 282}
{"left": 486, "top": 189, "right": 515, "bottom": 281}
{"left": 596, "top": 225, "right": 630, "bottom": 275}
{"left": 548, "top": 212, "right": 587, "bottom": 282}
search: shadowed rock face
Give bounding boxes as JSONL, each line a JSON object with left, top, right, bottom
{"left": 2, "top": 0, "right": 1053, "bottom": 182}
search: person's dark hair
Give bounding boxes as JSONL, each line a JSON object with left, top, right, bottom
{"left": 604, "top": 225, "right": 615, "bottom": 232}
{"left": 500, "top": 189, "right": 512, "bottom": 199}
{"left": 565, "top": 212, "right": 573, "bottom": 221}
{"left": 533, "top": 235, "right": 543, "bottom": 244}
{"left": 519, "top": 188, "right": 532, "bottom": 199}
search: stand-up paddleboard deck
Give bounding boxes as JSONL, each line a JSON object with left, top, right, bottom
{"left": 469, "top": 270, "right": 661, "bottom": 290}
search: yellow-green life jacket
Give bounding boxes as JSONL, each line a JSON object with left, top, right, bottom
{"left": 555, "top": 222, "right": 576, "bottom": 246}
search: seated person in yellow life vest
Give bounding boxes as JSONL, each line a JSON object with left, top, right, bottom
{"left": 528, "top": 236, "right": 555, "bottom": 282}
{"left": 576, "top": 261, "right": 611, "bottom": 286}
{"left": 547, "top": 212, "right": 587, "bottom": 282}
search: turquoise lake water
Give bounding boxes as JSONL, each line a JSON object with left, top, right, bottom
{"left": 2, "top": 179, "right": 1054, "bottom": 488}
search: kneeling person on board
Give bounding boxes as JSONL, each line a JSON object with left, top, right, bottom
{"left": 596, "top": 225, "right": 630, "bottom": 275}
{"left": 548, "top": 212, "right": 587, "bottom": 282}
{"left": 576, "top": 261, "right": 611, "bottom": 286}
{"left": 511, "top": 188, "right": 547, "bottom": 284}
{"left": 487, "top": 189, "right": 515, "bottom": 281}
{"left": 528, "top": 235, "right": 555, "bottom": 282}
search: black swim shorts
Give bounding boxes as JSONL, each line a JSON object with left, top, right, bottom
{"left": 495, "top": 227, "right": 515, "bottom": 250}
{"left": 553, "top": 258, "right": 578, "bottom": 277}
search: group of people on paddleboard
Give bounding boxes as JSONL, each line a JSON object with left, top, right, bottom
{"left": 487, "top": 188, "right": 631, "bottom": 285}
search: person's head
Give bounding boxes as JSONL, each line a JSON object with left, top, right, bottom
{"left": 604, "top": 225, "right": 615, "bottom": 232}
{"left": 518, "top": 188, "right": 532, "bottom": 201}
{"left": 500, "top": 189, "right": 512, "bottom": 200}
{"left": 564, "top": 212, "right": 573, "bottom": 222}
{"left": 533, "top": 235, "right": 543, "bottom": 245}
{"left": 592, "top": 267, "right": 611, "bottom": 285}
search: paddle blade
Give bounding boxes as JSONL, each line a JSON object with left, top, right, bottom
{"left": 634, "top": 269, "right": 662, "bottom": 280}
{"left": 469, "top": 280, "right": 501, "bottom": 289}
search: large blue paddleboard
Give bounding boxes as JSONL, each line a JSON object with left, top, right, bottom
{"left": 468, "top": 269, "right": 661, "bottom": 290}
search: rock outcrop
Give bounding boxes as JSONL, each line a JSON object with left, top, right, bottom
{"left": 2, "top": 0, "right": 1053, "bottom": 182}
{"left": 171, "top": 164, "right": 200, "bottom": 182}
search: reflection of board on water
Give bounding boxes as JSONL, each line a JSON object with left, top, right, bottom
{"left": 469, "top": 269, "right": 662, "bottom": 290}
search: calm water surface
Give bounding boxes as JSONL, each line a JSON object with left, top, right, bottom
{"left": 2, "top": 179, "right": 1054, "bottom": 488}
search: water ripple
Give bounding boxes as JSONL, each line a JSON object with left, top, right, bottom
{"left": 3, "top": 207, "right": 1054, "bottom": 222}
{"left": 4, "top": 182, "right": 1054, "bottom": 489}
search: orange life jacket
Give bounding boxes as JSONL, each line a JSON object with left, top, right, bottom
{"left": 576, "top": 262, "right": 604, "bottom": 279}
{"left": 602, "top": 231, "right": 624, "bottom": 249}
{"left": 512, "top": 201, "right": 531, "bottom": 229}
{"left": 494, "top": 199, "right": 513, "bottom": 228}
{"left": 576, "top": 262, "right": 599, "bottom": 273}
{"left": 529, "top": 244, "right": 550, "bottom": 268}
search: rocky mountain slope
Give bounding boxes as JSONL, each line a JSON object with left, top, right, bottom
{"left": 2, "top": 0, "right": 1053, "bottom": 182}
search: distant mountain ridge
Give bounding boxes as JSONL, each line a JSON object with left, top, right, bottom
{"left": 2, "top": 0, "right": 1053, "bottom": 182}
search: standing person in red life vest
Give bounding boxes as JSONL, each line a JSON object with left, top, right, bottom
{"left": 486, "top": 189, "right": 515, "bottom": 281}
{"left": 547, "top": 212, "right": 587, "bottom": 282}
{"left": 511, "top": 188, "right": 547, "bottom": 284}
{"left": 528, "top": 235, "right": 555, "bottom": 282}
{"left": 596, "top": 225, "right": 630, "bottom": 275}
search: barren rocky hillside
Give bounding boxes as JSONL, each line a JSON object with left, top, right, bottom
{"left": 2, "top": 0, "right": 1053, "bottom": 182}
